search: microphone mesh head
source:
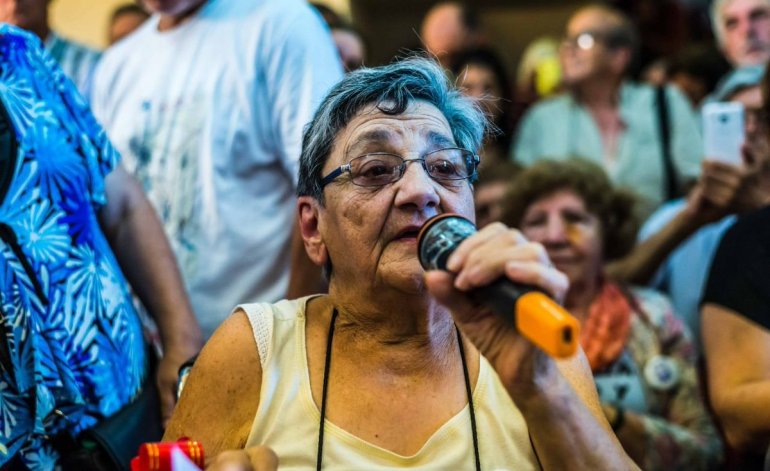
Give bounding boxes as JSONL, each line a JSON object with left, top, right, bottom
{"left": 417, "top": 214, "right": 476, "bottom": 271}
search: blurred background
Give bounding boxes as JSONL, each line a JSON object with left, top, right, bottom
{"left": 51, "top": 0, "right": 714, "bottom": 81}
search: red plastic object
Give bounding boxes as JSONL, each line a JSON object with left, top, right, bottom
{"left": 130, "top": 438, "right": 205, "bottom": 471}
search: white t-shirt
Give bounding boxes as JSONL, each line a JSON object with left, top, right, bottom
{"left": 92, "top": 0, "right": 343, "bottom": 337}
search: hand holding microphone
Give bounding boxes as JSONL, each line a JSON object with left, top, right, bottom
{"left": 418, "top": 214, "right": 579, "bottom": 358}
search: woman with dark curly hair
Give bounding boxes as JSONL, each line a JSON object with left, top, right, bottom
{"left": 501, "top": 159, "right": 723, "bottom": 471}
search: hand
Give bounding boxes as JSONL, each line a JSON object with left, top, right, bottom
{"left": 423, "top": 223, "right": 569, "bottom": 399}
{"left": 205, "top": 447, "right": 278, "bottom": 471}
{"left": 157, "top": 343, "right": 201, "bottom": 427}
{"left": 684, "top": 160, "right": 744, "bottom": 225}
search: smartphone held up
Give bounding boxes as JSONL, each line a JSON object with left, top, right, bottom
{"left": 702, "top": 102, "right": 746, "bottom": 166}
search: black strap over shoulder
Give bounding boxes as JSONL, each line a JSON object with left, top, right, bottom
{"left": 0, "top": 95, "right": 18, "bottom": 208}
{"left": 0, "top": 96, "right": 17, "bottom": 380}
{"left": 656, "top": 86, "right": 680, "bottom": 201}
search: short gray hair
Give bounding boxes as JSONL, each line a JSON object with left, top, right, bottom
{"left": 712, "top": 0, "right": 731, "bottom": 46}
{"left": 297, "top": 57, "right": 487, "bottom": 203}
{"left": 711, "top": 0, "right": 770, "bottom": 47}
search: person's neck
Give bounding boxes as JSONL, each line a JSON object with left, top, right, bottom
{"left": 157, "top": 0, "right": 207, "bottom": 31}
{"left": 574, "top": 77, "right": 622, "bottom": 110}
{"left": 564, "top": 276, "right": 602, "bottom": 322}
{"left": 31, "top": 24, "right": 51, "bottom": 43}
{"left": 736, "top": 167, "right": 770, "bottom": 214}
{"left": 327, "top": 286, "right": 459, "bottom": 376}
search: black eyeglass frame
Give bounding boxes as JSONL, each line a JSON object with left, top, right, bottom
{"left": 319, "top": 147, "right": 480, "bottom": 189}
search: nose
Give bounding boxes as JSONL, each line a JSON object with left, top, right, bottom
{"left": 393, "top": 159, "right": 441, "bottom": 211}
{"left": 543, "top": 215, "right": 568, "bottom": 244}
{"left": 741, "top": 17, "right": 755, "bottom": 38}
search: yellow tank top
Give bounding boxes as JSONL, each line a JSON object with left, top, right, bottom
{"left": 242, "top": 297, "right": 540, "bottom": 470}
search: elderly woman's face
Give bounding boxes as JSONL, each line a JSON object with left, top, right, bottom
{"left": 519, "top": 190, "right": 603, "bottom": 286}
{"left": 318, "top": 101, "right": 475, "bottom": 292}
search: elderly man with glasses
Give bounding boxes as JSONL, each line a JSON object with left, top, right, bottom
{"left": 512, "top": 4, "right": 703, "bottom": 220}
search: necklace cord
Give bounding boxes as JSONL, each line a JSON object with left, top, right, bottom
{"left": 317, "top": 308, "right": 338, "bottom": 471}
{"left": 456, "top": 326, "right": 482, "bottom": 471}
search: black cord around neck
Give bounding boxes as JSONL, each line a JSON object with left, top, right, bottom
{"left": 457, "top": 325, "right": 482, "bottom": 471}
{"left": 316, "top": 308, "right": 338, "bottom": 471}
{"left": 316, "top": 309, "right": 481, "bottom": 470}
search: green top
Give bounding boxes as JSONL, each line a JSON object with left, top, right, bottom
{"left": 512, "top": 82, "right": 702, "bottom": 218}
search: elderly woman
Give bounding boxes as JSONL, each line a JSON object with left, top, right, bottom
{"left": 501, "top": 159, "right": 723, "bottom": 470}
{"left": 163, "top": 58, "right": 634, "bottom": 470}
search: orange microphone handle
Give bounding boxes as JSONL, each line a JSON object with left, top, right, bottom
{"left": 470, "top": 279, "right": 579, "bottom": 358}
{"left": 515, "top": 291, "right": 579, "bottom": 358}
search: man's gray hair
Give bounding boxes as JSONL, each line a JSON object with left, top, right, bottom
{"left": 711, "top": 0, "right": 770, "bottom": 46}
{"left": 297, "top": 57, "right": 487, "bottom": 203}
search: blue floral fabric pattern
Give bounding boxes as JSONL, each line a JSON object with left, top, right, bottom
{"left": 0, "top": 25, "right": 145, "bottom": 469}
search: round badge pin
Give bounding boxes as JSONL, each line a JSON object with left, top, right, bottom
{"left": 644, "top": 355, "right": 680, "bottom": 391}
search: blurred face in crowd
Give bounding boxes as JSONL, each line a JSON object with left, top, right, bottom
{"left": 307, "top": 101, "right": 475, "bottom": 292}
{"left": 421, "top": 3, "right": 469, "bottom": 68}
{"left": 519, "top": 190, "right": 603, "bottom": 288}
{"left": 560, "top": 7, "right": 629, "bottom": 86}
{"left": 670, "top": 72, "right": 710, "bottom": 107}
{"left": 332, "top": 29, "right": 365, "bottom": 72}
{"left": 0, "top": 0, "right": 49, "bottom": 36}
{"left": 457, "top": 62, "right": 503, "bottom": 123}
{"left": 474, "top": 180, "right": 507, "bottom": 228}
{"left": 718, "top": 0, "right": 770, "bottom": 67}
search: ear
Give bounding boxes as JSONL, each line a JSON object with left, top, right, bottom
{"left": 298, "top": 196, "right": 328, "bottom": 267}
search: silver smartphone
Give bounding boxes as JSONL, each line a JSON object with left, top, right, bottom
{"left": 702, "top": 102, "right": 745, "bottom": 165}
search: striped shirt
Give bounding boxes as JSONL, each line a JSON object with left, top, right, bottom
{"left": 44, "top": 31, "right": 101, "bottom": 100}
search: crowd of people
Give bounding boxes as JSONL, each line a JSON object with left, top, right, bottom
{"left": 1, "top": 0, "right": 770, "bottom": 470}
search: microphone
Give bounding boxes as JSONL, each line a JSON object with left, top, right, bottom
{"left": 418, "top": 213, "right": 579, "bottom": 358}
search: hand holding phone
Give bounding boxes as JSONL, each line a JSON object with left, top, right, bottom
{"left": 702, "top": 102, "right": 745, "bottom": 166}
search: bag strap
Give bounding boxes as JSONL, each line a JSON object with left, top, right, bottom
{"left": 0, "top": 95, "right": 18, "bottom": 208}
{"left": 656, "top": 86, "right": 679, "bottom": 201}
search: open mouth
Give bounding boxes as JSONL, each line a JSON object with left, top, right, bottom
{"left": 394, "top": 227, "right": 421, "bottom": 240}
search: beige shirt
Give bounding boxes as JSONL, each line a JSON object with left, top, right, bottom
{"left": 241, "top": 297, "right": 540, "bottom": 470}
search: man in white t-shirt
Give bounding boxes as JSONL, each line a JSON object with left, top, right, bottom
{"left": 92, "top": 0, "right": 342, "bottom": 337}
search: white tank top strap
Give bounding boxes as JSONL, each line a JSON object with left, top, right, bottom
{"left": 236, "top": 302, "right": 274, "bottom": 369}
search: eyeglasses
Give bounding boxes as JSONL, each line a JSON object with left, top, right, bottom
{"left": 320, "top": 147, "right": 479, "bottom": 189}
{"left": 562, "top": 32, "right": 600, "bottom": 51}
{"left": 561, "top": 30, "right": 625, "bottom": 51}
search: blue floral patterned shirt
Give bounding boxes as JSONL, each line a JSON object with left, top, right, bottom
{"left": 0, "top": 25, "right": 145, "bottom": 469}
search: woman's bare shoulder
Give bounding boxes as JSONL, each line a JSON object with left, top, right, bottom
{"left": 164, "top": 310, "right": 263, "bottom": 453}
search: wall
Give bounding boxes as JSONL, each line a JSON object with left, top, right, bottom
{"left": 50, "top": 0, "right": 128, "bottom": 49}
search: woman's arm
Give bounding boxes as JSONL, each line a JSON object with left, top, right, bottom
{"left": 425, "top": 223, "right": 637, "bottom": 470}
{"left": 526, "top": 348, "right": 639, "bottom": 471}
{"left": 703, "top": 303, "right": 770, "bottom": 453}
{"left": 164, "top": 311, "right": 263, "bottom": 462}
{"left": 99, "top": 165, "right": 203, "bottom": 424}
